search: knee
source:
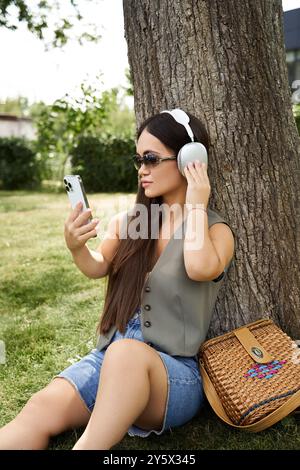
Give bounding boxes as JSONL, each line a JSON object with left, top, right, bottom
{"left": 21, "top": 387, "right": 66, "bottom": 436}
{"left": 104, "top": 339, "right": 148, "bottom": 370}
{"left": 105, "top": 339, "right": 138, "bottom": 361}
{"left": 13, "top": 379, "right": 89, "bottom": 439}
{"left": 12, "top": 390, "right": 51, "bottom": 437}
{"left": 26, "top": 390, "right": 48, "bottom": 410}
{"left": 21, "top": 390, "right": 51, "bottom": 423}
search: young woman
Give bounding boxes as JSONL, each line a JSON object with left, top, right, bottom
{"left": 0, "top": 109, "right": 235, "bottom": 450}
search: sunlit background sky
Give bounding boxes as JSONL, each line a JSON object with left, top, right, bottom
{"left": 0, "top": 0, "right": 299, "bottom": 106}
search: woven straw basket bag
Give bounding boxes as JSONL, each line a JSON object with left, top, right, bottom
{"left": 199, "top": 318, "right": 300, "bottom": 432}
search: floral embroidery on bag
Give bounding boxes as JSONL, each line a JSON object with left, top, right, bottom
{"left": 244, "top": 360, "right": 287, "bottom": 380}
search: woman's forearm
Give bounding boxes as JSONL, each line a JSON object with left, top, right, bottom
{"left": 70, "top": 245, "right": 108, "bottom": 279}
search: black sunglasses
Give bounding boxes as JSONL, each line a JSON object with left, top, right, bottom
{"left": 132, "top": 152, "right": 177, "bottom": 170}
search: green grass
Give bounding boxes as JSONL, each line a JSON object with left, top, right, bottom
{"left": 0, "top": 190, "right": 299, "bottom": 450}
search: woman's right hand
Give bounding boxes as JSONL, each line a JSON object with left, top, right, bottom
{"left": 64, "top": 201, "right": 99, "bottom": 253}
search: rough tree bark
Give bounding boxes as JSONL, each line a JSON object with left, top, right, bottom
{"left": 122, "top": 0, "right": 300, "bottom": 339}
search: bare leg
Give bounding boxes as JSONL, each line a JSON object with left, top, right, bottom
{"left": 73, "top": 343, "right": 151, "bottom": 450}
{"left": 0, "top": 378, "right": 90, "bottom": 450}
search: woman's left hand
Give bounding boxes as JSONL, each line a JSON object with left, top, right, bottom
{"left": 184, "top": 161, "right": 211, "bottom": 209}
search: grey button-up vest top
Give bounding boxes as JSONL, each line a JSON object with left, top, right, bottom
{"left": 96, "top": 208, "right": 234, "bottom": 357}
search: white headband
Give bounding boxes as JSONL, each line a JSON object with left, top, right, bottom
{"left": 160, "top": 108, "right": 195, "bottom": 142}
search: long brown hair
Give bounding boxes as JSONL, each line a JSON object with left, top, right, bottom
{"left": 96, "top": 110, "right": 210, "bottom": 336}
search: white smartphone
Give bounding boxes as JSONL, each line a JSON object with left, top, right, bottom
{"left": 63, "top": 175, "right": 92, "bottom": 225}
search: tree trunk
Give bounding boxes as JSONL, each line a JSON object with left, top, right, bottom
{"left": 122, "top": 0, "right": 300, "bottom": 339}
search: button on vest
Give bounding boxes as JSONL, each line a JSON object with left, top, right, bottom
{"left": 144, "top": 320, "right": 151, "bottom": 327}
{"left": 144, "top": 304, "right": 151, "bottom": 311}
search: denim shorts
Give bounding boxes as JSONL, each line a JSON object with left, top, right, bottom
{"left": 54, "top": 307, "right": 204, "bottom": 438}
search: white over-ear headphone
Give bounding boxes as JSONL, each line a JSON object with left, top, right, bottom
{"left": 160, "top": 108, "right": 208, "bottom": 176}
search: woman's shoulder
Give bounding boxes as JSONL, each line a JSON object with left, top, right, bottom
{"left": 207, "top": 207, "right": 235, "bottom": 239}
